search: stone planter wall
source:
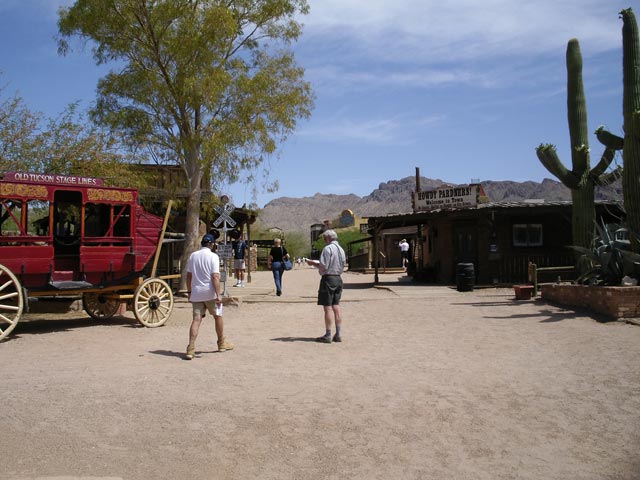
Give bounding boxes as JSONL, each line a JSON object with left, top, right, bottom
{"left": 540, "top": 284, "right": 640, "bottom": 320}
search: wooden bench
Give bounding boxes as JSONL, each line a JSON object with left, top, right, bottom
{"left": 528, "top": 262, "right": 576, "bottom": 296}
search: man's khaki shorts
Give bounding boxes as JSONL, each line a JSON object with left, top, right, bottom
{"left": 191, "top": 300, "right": 220, "bottom": 319}
{"left": 234, "top": 259, "right": 246, "bottom": 270}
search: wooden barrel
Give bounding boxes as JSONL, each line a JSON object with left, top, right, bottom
{"left": 456, "top": 263, "right": 475, "bottom": 292}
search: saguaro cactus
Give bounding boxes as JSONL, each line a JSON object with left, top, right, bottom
{"left": 536, "top": 39, "right": 616, "bottom": 250}
{"left": 596, "top": 8, "right": 640, "bottom": 251}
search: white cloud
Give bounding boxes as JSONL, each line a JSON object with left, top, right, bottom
{"left": 296, "top": 0, "right": 629, "bottom": 98}
{"left": 298, "top": 116, "right": 401, "bottom": 144}
{"left": 302, "top": 0, "right": 628, "bottom": 62}
{"left": 306, "top": 64, "right": 504, "bottom": 93}
{"left": 297, "top": 112, "right": 444, "bottom": 145}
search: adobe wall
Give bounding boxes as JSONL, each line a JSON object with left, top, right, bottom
{"left": 541, "top": 284, "right": 640, "bottom": 320}
{"left": 248, "top": 245, "right": 258, "bottom": 272}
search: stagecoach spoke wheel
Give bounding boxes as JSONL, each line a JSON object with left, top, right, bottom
{"left": 0, "top": 264, "right": 24, "bottom": 341}
{"left": 133, "top": 278, "right": 174, "bottom": 328}
{"left": 82, "top": 292, "right": 120, "bottom": 320}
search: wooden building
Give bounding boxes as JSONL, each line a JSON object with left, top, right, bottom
{"left": 366, "top": 200, "right": 625, "bottom": 286}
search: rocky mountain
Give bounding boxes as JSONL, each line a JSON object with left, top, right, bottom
{"left": 255, "top": 176, "right": 623, "bottom": 234}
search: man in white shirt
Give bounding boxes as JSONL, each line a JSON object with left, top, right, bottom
{"left": 185, "top": 234, "right": 233, "bottom": 359}
{"left": 399, "top": 238, "right": 410, "bottom": 269}
{"left": 306, "top": 229, "right": 346, "bottom": 343}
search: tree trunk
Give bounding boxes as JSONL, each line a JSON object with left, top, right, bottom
{"left": 178, "top": 160, "right": 204, "bottom": 292}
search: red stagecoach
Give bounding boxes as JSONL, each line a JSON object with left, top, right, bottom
{"left": 0, "top": 172, "right": 178, "bottom": 341}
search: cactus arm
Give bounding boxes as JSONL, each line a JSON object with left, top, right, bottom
{"left": 621, "top": 9, "right": 640, "bottom": 127}
{"left": 566, "top": 39, "right": 590, "bottom": 178}
{"left": 536, "top": 144, "right": 581, "bottom": 189}
{"left": 594, "top": 125, "right": 624, "bottom": 150}
{"left": 620, "top": 8, "right": 640, "bottom": 251}
{"left": 590, "top": 146, "right": 616, "bottom": 178}
{"left": 535, "top": 38, "right": 596, "bottom": 250}
{"left": 593, "top": 166, "right": 623, "bottom": 186}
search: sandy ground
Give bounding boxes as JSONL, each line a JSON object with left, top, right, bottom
{"left": 1, "top": 266, "right": 640, "bottom": 480}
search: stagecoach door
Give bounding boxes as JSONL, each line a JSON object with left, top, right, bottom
{"left": 53, "top": 191, "right": 82, "bottom": 273}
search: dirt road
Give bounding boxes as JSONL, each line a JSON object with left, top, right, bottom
{"left": 1, "top": 268, "right": 639, "bottom": 479}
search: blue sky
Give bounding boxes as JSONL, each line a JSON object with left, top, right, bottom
{"left": 0, "top": 0, "right": 632, "bottom": 208}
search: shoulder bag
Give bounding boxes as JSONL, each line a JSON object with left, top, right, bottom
{"left": 282, "top": 247, "right": 292, "bottom": 270}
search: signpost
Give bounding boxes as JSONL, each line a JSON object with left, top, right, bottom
{"left": 216, "top": 244, "right": 233, "bottom": 259}
{"left": 413, "top": 184, "right": 480, "bottom": 212}
{"left": 213, "top": 197, "right": 236, "bottom": 296}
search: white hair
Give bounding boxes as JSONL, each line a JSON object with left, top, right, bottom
{"left": 323, "top": 229, "right": 338, "bottom": 241}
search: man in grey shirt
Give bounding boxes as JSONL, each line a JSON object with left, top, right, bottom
{"left": 306, "top": 229, "right": 346, "bottom": 343}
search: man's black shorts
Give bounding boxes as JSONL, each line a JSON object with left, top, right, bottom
{"left": 317, "top": 275, "right": 343, "bottom": 306}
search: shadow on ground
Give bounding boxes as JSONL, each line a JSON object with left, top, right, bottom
{"left": 482, "top": 307, "right": 612, "bottom": 323}
{"left": 270, "top": 336, "right": 318, "bottom": 342}
{"left": 148, "top": 349, "right": 221, "bottom": 359}
{"left": 343, "top": 282, "right": 375, "bottom": 290}
{"left": 10, "top": 314, "right": 138, "bottom": 338}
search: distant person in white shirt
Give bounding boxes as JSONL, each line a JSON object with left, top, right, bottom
{"left": 399, "top": 238, "right": 410, "bottom": 269}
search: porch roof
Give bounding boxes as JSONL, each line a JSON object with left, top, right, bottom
{"left": 366, "top": 200, "right": 623, "bottom": 230}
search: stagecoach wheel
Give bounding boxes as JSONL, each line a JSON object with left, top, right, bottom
{"left": 0, "top": 264, "right": 24, "bottom": 341}
{"left": 82, "top": 292, "right": 120, "bottom": 320}
{"left": 133, "top": 278, "right": 174, "bottom": 328}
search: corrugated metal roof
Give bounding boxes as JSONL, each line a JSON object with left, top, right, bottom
{"left": 368, "top": 200, "right": 622, "bottom": 221}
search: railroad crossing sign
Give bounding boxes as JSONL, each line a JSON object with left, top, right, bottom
{"left": 212, "top": 197, "right": 236, "bottom": 297}
{"left": 213, "top": 202, "right": 236, "bottom": 228}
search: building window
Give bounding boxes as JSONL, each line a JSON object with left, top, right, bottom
{"left": 512, "top": 224, "right": 543, "bottom": 247}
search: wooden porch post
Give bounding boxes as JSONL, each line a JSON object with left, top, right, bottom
{"left": 373, "top": 223, "right": 380, "bottom": 284}
{"left": 246, "top": 223, "right": 251, "bottom": 283}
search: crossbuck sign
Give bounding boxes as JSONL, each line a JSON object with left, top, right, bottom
{"left": 213, "top": 202, "right": 236, "bottom": 228}
{"left": 212, "top": 199, "right": 236, "bottom": 296}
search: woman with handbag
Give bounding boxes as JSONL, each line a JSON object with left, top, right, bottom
{"left": 267, "top": 237, "right": 290, "bottom": 296}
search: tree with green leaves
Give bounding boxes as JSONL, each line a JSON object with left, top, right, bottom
{"left": 312, "top": 228, "right": 366, "bottom": 257}
{"left": 0, "top": 84, "right": 147, "bottom": 187}
{"left": 0, "top": 87, "right": 40, "bottom": 171}
{"left": 57, "top": 0, "right": 314, "bottom": 289}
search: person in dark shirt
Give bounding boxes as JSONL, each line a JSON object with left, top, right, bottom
{"left": 267, "top": 237, "right": 289, "bottom": 296}
{"left": 232, "top": 234, "right": 247, "bottom": 287}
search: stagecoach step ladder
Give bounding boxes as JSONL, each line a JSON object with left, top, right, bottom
{"left": 49, "top": 280, "right": 93, "bottom": 290}
{"left": 50, "top": 270, "right": 93, "bottom": 289}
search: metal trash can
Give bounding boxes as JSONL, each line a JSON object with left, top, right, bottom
{"left": 456, "top": 263, "right": 475, "bottom": 292}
